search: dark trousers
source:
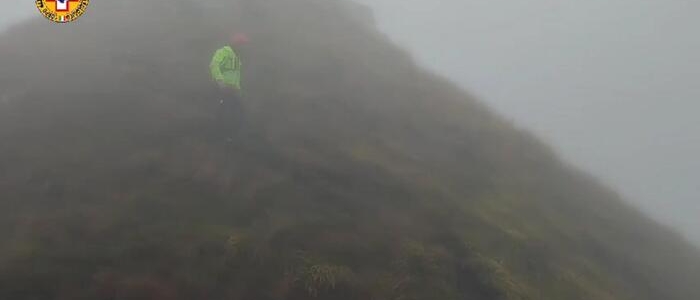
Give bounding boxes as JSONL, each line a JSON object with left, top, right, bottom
{"left": 214, "top": 87, "right": 245, "bottom": 139}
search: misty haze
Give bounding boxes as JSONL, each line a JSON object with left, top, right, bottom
{"left": 1, "top": 0, "right": 699, "bottom": 299}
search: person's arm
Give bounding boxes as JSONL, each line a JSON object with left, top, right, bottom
{"left": 209, "top": 49, "right": 226, "bottom": 83}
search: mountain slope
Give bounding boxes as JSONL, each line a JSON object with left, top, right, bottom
{"left": 1, "top": 0, "right": 699, "bottom": 299}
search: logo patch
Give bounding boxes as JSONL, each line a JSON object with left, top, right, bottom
{"left": 36, "top": 0, "right": 90, "bottom": 23}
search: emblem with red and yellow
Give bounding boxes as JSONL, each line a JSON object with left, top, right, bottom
{"left": 36, "top": 0, "right": 90, "bottom": 23}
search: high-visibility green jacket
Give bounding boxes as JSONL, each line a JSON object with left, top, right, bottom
{"left": 210, "top": 45, "right": 242, "bottom": 90}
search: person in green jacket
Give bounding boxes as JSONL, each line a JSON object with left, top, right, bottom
{"left": 210, "top": 32, "right": 249, "bottom": 141}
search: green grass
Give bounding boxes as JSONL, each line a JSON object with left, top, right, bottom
{"left": 0, "top": 0, "right": 699, "bottom": 299}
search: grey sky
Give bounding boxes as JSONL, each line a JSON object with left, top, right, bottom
{"left": 355, "top": 0, "right": 700, "bottom": 244}
{"left": 0, "top": 2, "right": 34, "bottom": 30}
{"left": 2, "top": 1, "right": 698, "bottom": 245}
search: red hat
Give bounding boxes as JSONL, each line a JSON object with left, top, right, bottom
{"left": 231, "top": 33, "right": 250, "bottom": 46}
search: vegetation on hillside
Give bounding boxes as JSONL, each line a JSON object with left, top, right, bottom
{"left": 1, "top": 0, "right": 699, "bottom": 299}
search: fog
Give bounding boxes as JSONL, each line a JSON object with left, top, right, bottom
{"left": 1, "top": 1, "right": 700, "bottom": 298}
{"left": 2, "top": 1, "right": 698, "bottom": 246}
{"left": 0, "top": 3, "right": 34, "bottom": 31}
{"left": 355, "top": 0, "right": 700, "bottom": 245}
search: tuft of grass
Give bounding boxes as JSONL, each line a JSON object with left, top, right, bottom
{"left": 300, "top": 264, "right": 354, "bottom": 296}
{"left": 462, "top": 252, "right": 534, "bottom": 300}
{"left": 293, "top": 253, "right": 356, "bottom": 297}
{"left": 225, "top": 230, "right": 250, "bottom": 258}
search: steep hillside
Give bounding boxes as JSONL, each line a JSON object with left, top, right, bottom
{"left": 1, "top": 0, "right": 699, "bottom": 299}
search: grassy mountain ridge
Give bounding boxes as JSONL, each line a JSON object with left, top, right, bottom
{"left": 1, "top": 0, "right": 699, "bottom": 299}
